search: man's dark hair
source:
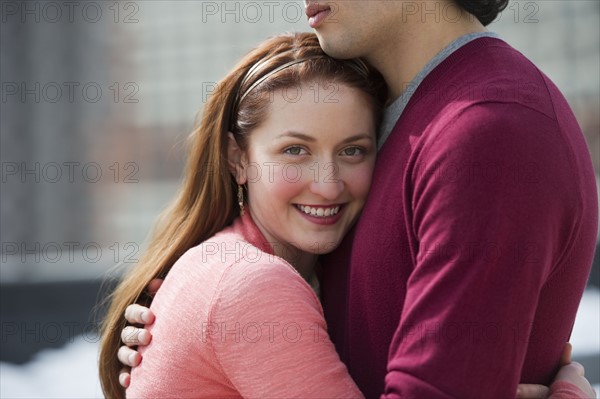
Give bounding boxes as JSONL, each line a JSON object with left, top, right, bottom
{"left": 455, "top": 0, "right": 509, "bottom": 26}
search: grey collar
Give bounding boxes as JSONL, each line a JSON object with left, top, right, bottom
{"left": 378, "top": 31, "right": 500, "bottom": 150}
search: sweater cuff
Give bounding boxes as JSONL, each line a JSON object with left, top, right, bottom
{"left": 548, "top": 381, "right": 592, "bottom": 398}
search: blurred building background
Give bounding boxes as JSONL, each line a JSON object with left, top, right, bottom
{"left": 1, "top": 1, "right": 599, "bottom": 397}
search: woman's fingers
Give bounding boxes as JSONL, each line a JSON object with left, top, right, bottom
{"left": 118, "top": 345, "right": 141, "bottom": 368}
{"left": 124, "top": 304, "right": 155, "bottom": 325}
{"left": 121, "top": 326, "right": 151, "bottom": 347}
{"left": 560, "top": 361, "right": 585, "bottom": 377}
{"left": 555, "top": 362, "right": 596, "bottom": 398}
{"left": 560, "top": 342, "right": 573, "bottom": 366}
{"left": 516, "top": 384, "right": 549, "bottom": 399}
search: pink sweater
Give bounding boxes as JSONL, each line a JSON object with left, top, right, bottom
{"left": 126, "top": 214, "right": 363, "bottom": 398}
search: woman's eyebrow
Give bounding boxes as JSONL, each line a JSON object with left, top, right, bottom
{"left": 339, "top": 134, "right": 374, "bottom": 144}
{"left": 276, "top": 131, "right": 316, "bottom": 141}
{"left": 276, "top": 132, "right": 373, "bottom": 144}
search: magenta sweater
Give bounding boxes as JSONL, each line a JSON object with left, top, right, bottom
{"left": 320, "top": 37, "right": 598, "bottom": 398}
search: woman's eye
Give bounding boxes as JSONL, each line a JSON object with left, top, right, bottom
{"left": 341, "top": 147, "right": 364, "bottom": 156}
{"left": 284, "top": 147, "right": 307, "bottom": 156}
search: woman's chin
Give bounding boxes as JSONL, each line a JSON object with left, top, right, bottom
{"left": 299, "top": 239, "right": 342, "bottom": 255}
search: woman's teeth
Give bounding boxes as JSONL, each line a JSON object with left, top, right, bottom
{"left": 297, "top": 205, "right": 341, "bottom": 217}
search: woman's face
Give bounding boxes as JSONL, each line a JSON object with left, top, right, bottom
{"left": 230, "top": 82, "right": 377, "bottom": 261}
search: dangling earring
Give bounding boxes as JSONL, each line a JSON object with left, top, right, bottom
{"left": 237, "top": 184, "right": 245, "bottom": 216}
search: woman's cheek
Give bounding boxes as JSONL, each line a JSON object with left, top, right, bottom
{"left": 269, "top": 164, "right": 307, "bottom": 196}
{"left": 244, "top": 161, "right": 265, "bottom": 184}
{"left": 345, "top": 163, "right": 375, "bottom": 199}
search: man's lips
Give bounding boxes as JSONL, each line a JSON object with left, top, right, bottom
{"left": 305, "top": 3, "right": 331, "bottom": 28}
{"left": 305, "top": 3, "right": 329, "bottom": 19}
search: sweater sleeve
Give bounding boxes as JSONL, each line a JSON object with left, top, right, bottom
{"left": 548, "top": 381, "right": 593, "bottom": 399}
{"left": 383, "top": 103, "right": 587, "bottom": 398}
{"left": 209, "top": 260, "right": 364, "bottom": 399}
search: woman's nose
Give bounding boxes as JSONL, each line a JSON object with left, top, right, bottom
{"left": 308, "top": 161, "right": 344, "bottom": 201}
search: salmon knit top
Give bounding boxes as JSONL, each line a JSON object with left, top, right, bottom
{"left": 126, "top": 213, "right": 363, "bottom": 398}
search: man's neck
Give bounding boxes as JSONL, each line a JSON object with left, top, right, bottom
{"left": 367, "top": 10, "right": 486, "bottom": 100}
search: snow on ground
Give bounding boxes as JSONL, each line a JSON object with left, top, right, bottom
{"left": 1, "top": 288, "right": 599, "bottom": 398}
{"left": 572, "top": 287, "right": 600, "bottom": 357}
{"left": 0, "top": 336, "right": 103, "bottom": 398}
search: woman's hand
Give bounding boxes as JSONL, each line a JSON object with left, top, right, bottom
{"left": 551, "top": 361, "right": 596, "bottom": 398}
{"left": 552, "top": 343, "right": 596, "bottom": 398}
{"left": 516, "top": 343, "right": 597, "bottom": 399}
{"left": 117, "top": 278, "right": 162, "bottom": 388}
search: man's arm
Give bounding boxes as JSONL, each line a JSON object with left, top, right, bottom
{"left": 118, "top": 290, "right": 594, "bottom": 397}
{"left": 383, "top": 103, "right": 594, "bottom": 398}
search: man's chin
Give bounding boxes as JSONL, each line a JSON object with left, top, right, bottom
{"left": 314, "top": 34, "right": 358, "bottom": 60}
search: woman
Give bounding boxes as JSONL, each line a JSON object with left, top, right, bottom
{"left": 101, "top": 33, "right": 596, "bottom": 399}
{"left": 99, "top": 32, "right": 387, "bottom": 398}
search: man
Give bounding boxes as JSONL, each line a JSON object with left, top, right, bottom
{"left": 119, "top": 1, "right": 598, "bottom": 397}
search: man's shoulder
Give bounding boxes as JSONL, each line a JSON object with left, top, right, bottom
{"left": 401, "top": 37, "right": 575, "bottom": 136}
{"left": 442, "top": 37, "right": 557, "bottom": 115}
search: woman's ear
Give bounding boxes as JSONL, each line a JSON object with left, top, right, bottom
{"left": 227, "top": 132, "right": 248, "bottom": 185}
